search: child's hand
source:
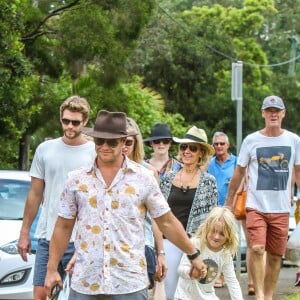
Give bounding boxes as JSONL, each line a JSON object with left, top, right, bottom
{"left": 65, "top": 252, "right": 76, "bottom": 274}
{"left": 155, "top": 254, "right": 167, "bottom": 281}
{"left": 189, "top": 257, "right": 207, "bottom": 280}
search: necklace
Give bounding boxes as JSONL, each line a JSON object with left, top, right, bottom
{"left": 179, "top": 168, "right": 199, "bottom": 193}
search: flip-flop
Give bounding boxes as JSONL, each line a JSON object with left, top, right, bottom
{"left": 248, "top": 284, "right": 255, "bottom": 295}
{"left": 295, "top": 272, "right": 300, "bottom": 287}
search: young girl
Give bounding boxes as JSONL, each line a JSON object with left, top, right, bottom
{"left": 174, "top": 207, "right": 244, "bottom": 300}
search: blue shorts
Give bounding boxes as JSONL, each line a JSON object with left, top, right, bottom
{"left": 69, "top": 287, "right": 148, "bottom": 299}
{"left": 33, "top": 238, "right": 75, "bottom": 286}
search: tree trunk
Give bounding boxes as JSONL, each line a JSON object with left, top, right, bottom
{"left": 18, "top": 134, "right": 31, "bottom": 170}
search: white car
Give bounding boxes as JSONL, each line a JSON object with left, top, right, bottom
{"left": 283, "top": 197, "right": 297, "bottom": 266}
{"left": 0, "top": 170, "right": 39, "bottom": 300}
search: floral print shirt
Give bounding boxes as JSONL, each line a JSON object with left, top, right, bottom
{"left": 58, "top": 157, "right": 170, "bottom": 295}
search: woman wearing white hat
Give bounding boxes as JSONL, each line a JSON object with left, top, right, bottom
{"left": 160, "top": 126, "right": 218, "bottom": 300}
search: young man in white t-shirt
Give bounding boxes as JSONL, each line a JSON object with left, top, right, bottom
{"left": 17, "top": 95, "right": 95, "bottom": 300}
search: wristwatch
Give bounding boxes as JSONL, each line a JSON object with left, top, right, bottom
{"left": 187, "top": 249, "right": 200, "bottom": 261}
{"left": 157, "top": 250, "right": 165, "bottom": 255}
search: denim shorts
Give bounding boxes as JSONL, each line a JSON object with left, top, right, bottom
{"left": 69, "top": 287, "right": 148, "bottom": 300}
{"left": 33, "top": 238, "right": 75, "bottom": 286}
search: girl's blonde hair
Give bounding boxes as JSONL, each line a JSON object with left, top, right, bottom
{"left": 126, "top": 117, "right": 145, "bottom": 163}
{"left": 192, "top": 207, "right": 239, "bottom": 256}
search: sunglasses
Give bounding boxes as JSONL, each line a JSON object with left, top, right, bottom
{"left": 94, "top": 138, "right": 120, "bottom": 148}
{"left": 125, "top": 139, "right": 134, "bottom": 147}
{"left": 152, "top": 139, "right": 171, "bottom": 145}
{"left": 179, "top": 143, "right": 199, "bottom": 153}
{"left": 61, "top": 118, "right": 82, "bottom": 127}
{"left": 213, "top": 142, "right": 226, "bottom": 146}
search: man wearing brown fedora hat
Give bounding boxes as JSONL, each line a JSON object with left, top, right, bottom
{"left": 44, "top": 110, "right": 208, "bottom": 299}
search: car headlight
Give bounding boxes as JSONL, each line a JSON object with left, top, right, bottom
{"left": 0, "top": 268, "right": 31, "bottom": 285}
{"left": 0, "top": 240, "right": 19, "bottom": 255}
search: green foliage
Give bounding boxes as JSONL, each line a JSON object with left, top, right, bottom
{"left": 129, "top": 0, "right": 299, "bottom": 151}
{"left": 2, "top": 0, "right": 300, "bottom": 169}
{"left": 121, "top": 76, "right": 188, "bottom": 157}
{"left": 0, "top": 0, "right": 156, "bottom": 169}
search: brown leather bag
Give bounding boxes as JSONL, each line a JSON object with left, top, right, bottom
{"left": 234, "top": 190, "right": 247, "bottom": 220}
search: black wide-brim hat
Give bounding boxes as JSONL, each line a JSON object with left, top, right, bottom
{"left": 82, "top": 110, "right": 128, "bottom": 139}
{"left": 143, "top": 123, "right": 173, "bottom": 143}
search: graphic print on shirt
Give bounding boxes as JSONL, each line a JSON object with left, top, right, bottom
{"left": 198, "top": 258, "right": 218, "bottom": 284}
{"left": 256, "top": 146, "right": 291, "bottom": 191}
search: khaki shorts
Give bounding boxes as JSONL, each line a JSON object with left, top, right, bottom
{"left": 246, "top": 208, "right": 289, "bottom": 256}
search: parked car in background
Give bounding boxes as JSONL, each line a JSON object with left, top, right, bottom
{"left": 234, "top": 223, "right": 247, "bottom": 272}
{"left": 283, "top": 197, "right": 297, "bottom": 266}
{"left": 0, "top": 170, "right": 39, "bottom": 300}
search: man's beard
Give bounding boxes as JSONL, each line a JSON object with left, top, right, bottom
{"left": 64, "top": 129, "right": 81, "bottom": 139}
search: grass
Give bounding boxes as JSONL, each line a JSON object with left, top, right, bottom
{"left": 283, "top": 293, "right": 300, "bottom": 300}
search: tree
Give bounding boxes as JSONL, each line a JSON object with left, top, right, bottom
{"left": 0, "top": 0, "right": 156, "bottom": 169}
{"left": 128, "top": 0, "right": 300, "bottom": 150}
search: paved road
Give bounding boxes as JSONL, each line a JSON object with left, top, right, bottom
{"left": 216, "top": 266, "right": 300, "bottom": 299}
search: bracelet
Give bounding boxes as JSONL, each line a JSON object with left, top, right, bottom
{"left": 157, "top": 250, "right": 165, "bottom": 255}
{"left": 187, "top": 249, "right": 200, "bottom": 261}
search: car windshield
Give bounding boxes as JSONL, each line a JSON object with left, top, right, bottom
{"left": 0, "top": 179, "right": 29, "bottom": 220}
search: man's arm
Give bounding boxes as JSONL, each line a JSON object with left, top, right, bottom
{"left": 225, "top": 165, "right": 247, "bottom": 209}
{"left": 154, "top": 211, "right": 207, "bottom": 280}
{"left": 294, "top": 165, "right": 300, "bottom": 196}
{"left": 18, "top": 177, "right": 44, "bottom": 261}
{"left": 152, "top": 219, "right": 167, "bottom": 280}
{"left": 44, "top": 216, "right": 75, "bottom": 296}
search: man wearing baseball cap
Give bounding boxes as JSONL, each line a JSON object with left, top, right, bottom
{"left": 44, "top": 110, "right": 207, "bottom": 299}
{"left": 226, "top": 96, "right": 300, "bottom": 299}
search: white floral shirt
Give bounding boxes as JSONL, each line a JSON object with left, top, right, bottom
{"left": 58, "top": 157, "right": 170, "bottom": 295}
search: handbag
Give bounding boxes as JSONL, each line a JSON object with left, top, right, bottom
{"left": 234, "top": 190, "right": 247, "bottom": 220}
{"left": 285, "top": 222, "right": 300, "bottom": 263}
{"left": 57, "top": 274, "right": 70, "bottom": 300}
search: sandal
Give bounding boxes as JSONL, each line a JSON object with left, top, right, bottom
{"left": 248, "top": 284, "right": 255, "bottom": 295}
{"left": 295, "top": 272, "right": 300, "bottom": 287}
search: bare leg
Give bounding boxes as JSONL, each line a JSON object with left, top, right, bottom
{"left": 264, "top": 252, "right": 282, "bottom": 300}
{"left": 34, "top": 285, "right": 47, "bottom": 300}
{"left": 242, "top": 220, "right": 255, "bottom": 294}
{"left": 250, "top": 245, "right": 265, "bottom": 300}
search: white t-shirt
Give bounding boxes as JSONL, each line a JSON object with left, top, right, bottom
{"left": 238, "top": 130, "right": 300, "bottom": 213}
{"left": 30, "top": 137, "right": 95, "bottom": 240}
{"left": 175, "top": 244, "right": 243, "bottom": 300}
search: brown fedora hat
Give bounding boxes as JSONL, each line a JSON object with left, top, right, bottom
{"left": 82, "top": 110, "right": 128, "bottom": 139}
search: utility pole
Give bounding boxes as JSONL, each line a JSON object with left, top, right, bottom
{"left": 231, "top": 61, "right": 243, "bottom": 279}
{"left": 231, "top": 61, "right": 243, "bottom": 153}
{"left": 288, "top": 35, "right": 300, "bottom": 76}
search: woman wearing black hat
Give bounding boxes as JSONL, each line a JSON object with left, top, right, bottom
{"left": 144, "top": 123, "right": 182, "bottom": 180}
{"left": 160, "top": 126, "right": 218, "bottom": 300}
